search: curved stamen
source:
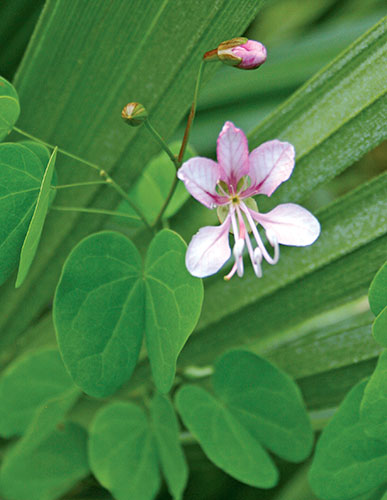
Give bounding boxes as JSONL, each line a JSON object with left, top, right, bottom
{"left": 265, "top": 228, "right": 280, "bottom": 264}
{"left": 240, "top": 201, "right": 278, "bottom": 265}
{"left": 244, "top": 230, "right": 262, "bottom": 278}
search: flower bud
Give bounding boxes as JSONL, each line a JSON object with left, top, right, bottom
{"left": 217, "top": 38, "right": 267, "bottom": 70}
{"left": 121, "top": 102, "right": 148, "bottom": 126}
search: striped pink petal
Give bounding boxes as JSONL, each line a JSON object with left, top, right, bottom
{"left": 217, "top": 121, "right": 249, "bottom": 190}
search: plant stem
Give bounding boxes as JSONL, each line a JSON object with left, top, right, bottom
{"left": 13, "top": 126, "right": 153, "bottom": 233}
{"left": 51, "top": 205, "right": 141, "bottom": 221}
{"left": 53, "top": 181, "right": 108, "bottom": 189}
{"left": 153, "top": 176, "right": 178, "bottom": 229}
{"left": 178, "top": 58, "right": 204, "bottom": 163}
{"left": 144, "top": 120, "right": 178, "bottom": 168}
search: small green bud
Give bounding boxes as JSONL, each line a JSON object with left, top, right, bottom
{"left": 121, "top": 102, "right": 148, "bottom": 126}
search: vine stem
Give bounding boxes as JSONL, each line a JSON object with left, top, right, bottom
{"left": 12, "top": 126, "right": 153, "bottom": 233}
{"left": 152, "top": 59, "right": 205, "bottom": 228}
{"left": 51, "top": 205, "right": 141, "bottom": 221}
{"left": 53, "top": 181, "right": 108, "bottom": 189}
{"left": 144, "top": 120, "right": 178, "bottom": 168}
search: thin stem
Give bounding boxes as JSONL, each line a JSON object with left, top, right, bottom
{"left": 53, "top": 180, "right": 108, "bottom": 189}
{"left": 13, "top": 126, "right": 153, "bottom": 233}
{"left": 152, "top": 175, "right": 178, "bottom": 229}
{"left": 178, "top": 58, "right": 204, "bottom": 164}
{"left": 144, "top": 120, "right": 178, "bottom": 168}
{"left": 51, "top": 205, "right": 141, "bottom": 221}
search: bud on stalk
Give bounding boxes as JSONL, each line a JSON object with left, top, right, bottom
{"left": 121, "top": 102, "right": 147, "bottom": 126}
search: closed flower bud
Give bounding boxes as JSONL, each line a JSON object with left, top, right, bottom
{"left": 121, "top": 102, "right": 147, "bottom": 126}
{"left": 217, "top": 37, "right": 267, "bottom": 70}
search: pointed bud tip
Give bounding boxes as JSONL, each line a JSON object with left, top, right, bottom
{"left": 217, "top": 38, "right": 267, "bottom": 70}
{"left": 121, "top": 102, "right": 148, "bottom": 126}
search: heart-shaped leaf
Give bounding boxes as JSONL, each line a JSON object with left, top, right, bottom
{"left": 309, "top": 379, "right": 387, "bottom": 500}
{"left": 176, "top": 350, "right": 313, "bottom": 488}
{"left": 0, "top": 143, "right": 45, "bottom": 285}
{"left": 89, "top": 402, "right": 160, "bottom": 500}
{"left": 360, "top": 350, "right": 387, "bottom": 440}
{"left": 151, "top": 393, "right": 188, "bottom": 500}
{"left": 369, "top": 261, "right": 387, "bottom": 316}
{"left": 16, "top": 147, "right": 57, "bottom": 287}
{"left": 0, "top": 77, "right": 20, "bottom": 141}
{"left": 54, "top": 229, "right": 203, "bottom": 396}
{"left": 0, "top": 348, "right": 78, "bottom": 438}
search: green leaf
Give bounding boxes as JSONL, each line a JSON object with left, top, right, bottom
{"left": 0, "top": 76, "right": 20, "bottom": 141}
{"left": 18, "top": 140, "right": 50, "bottom": 167}
{"left": 117, "top": 142, "right": 194, "bottom": 226}
{"left": 369, "top": 262, "right": 387, "bottom": 316}
{"left": 0, "top": 143, "right": 44, "bottom": 285}
{"left": 213, "top": 350, "right": 313, "bottom": 462}
{"left": 309, "top": 380, "right": 387, "bottom": 500}
{"left": 176, "top": 384, "right": 278, "bottom": 488}
{"left": 16, "top": 147, "right": 57, "bottom": 287}
{"left": 144, "top": 229, "right": 203, "bottom": 393}
{"left": 360, "top": 350, "right": 387, "bottom": 440}
{"left": 151, "top": 393, "right": 188, "bottom": 500}
{"left": 89, "top": 401, "right": 160, "bottom": 500}
{"left": 0, "top": 422, "right": 89, "bottom": 500}
{"left": 54, "top": 229, "right": 202, "bottom": 397}
{"left": 373, "top": 306, "right": 387, "bottom": 346}
{"left": 54, "top": 231, "right": 144, "bottom": 398}
{"left": 0, "top": 348, "right": 77, "bottom": 438}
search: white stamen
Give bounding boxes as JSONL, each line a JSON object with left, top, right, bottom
{"left": 233, "top": 238, "right": 245, "bottom": 259}
{"left": 236, "top": 257, "right": 244, "bottom": 277}
{"left": 253, "top": 247, "right": 263, "bottom": 277}
{"left": 266, "top": 229, "right": 280, "bottom": 264}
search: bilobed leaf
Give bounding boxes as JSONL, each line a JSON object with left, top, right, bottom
{"left": 89, "top": 402, "right": 160, "bottom": 500}
{"left": 0, "top": 143, "right": 44, "bottom": 285}
{"left": 16, "top": 147, "right": 57, "bottom": 287}
{"left": 0, "top": 422, "right": 89, "bottom": 500}
{"left": 0, "top": 76, "right": 20, "bottom": 141}
{"left": 151, "top": 393, "right": 188, "bottom": 500}
{"left": 144, "top": 229, "right": 203, "bottom": 393}
{"left": 118, "top": 142, "right": 194, "bottom": 226}
{"left": 369, "top": 261, "right": 387, "bottom": 316}
{"left": 176, "top": 384, "right": 278, "bottom": 488}
{"left": 19, "top": 140, "right": 50, "bottom": 167}
{"left": 373, "top": 306, "right": 387, "bottom": 346}
{"left": 309, "top": 380, "right": 387, "bottom": 500}
{"left": 213, "top": 350, "right": 313, "bottom": 462}
{"left": 360, "top": 350, "right": 387, "bottom": 440}
{"left": 54, "top": 231, "right": 144, "bottom": 398}
{"left": 0, "top": 348, "right": 77, "bottom": 438}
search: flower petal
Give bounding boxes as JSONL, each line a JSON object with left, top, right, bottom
{"left": 217, "top": 121, "right": 249, "bottom": 189}
{"left": 248, "top": 140, "right": 295, "bottom": 196}
{"left": 177, "top": 157, "right": 227, "bottom": 208}
{"left": 185, "top": 216, "right": 232, "bottom": 278}
{"left": 251, "top": 203, "right": 320, "bottom": 246}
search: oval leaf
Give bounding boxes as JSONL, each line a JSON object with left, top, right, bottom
{"left": 373, "top": 306, "right": 387, "bottom": 347}
{"left": 144, "top": 229, "right": 203, "bottom": 393}
{"left": 0, "top": 143, "right": 44, "bottom": 285}
{"left": 0, "top": 77, "right": 20, "bottom": 141}
{"left": 16, "top": 147, "right": 57, "bottom": 287}
{"left": 176, "top": 384, "right": 278, "bottom": 489}
{"left": 0, "top": 422, "right": 89, "bottom": 500}
{"left": 309, "top": 379, "right": 387, "bottom": 500}
{"left": 54, "top": 231, "right": 144, "bottom": 397}
{"left": 89, "top": 401, "right": 160, "bottom": 500}
{"left": 213, "top": 350, "right": 314, "bottom": 462}
{"left": 369, "top": 261, "right": 387, "bottom": 316}
{"left": 151, "top": 393, "right": 188, "bottom": 500}
{"left": 360, "top": 350, "right": 387, "bottom": 440}
{"left": 0, "top": 348, "right": 77, "bottom": 438}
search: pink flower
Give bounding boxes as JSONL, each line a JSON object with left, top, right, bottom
{"left": 177, "top": 121, "right": 320, "bottom": 280}
{"left": 217, "top": 38, "right": 267, "bottom": 70}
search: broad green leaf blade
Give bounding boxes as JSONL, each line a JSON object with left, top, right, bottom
{"left": 213, "top": 350, "right": 313, "bottom": 462}
{"left": 369, "top": 262, "right": 387, "bottom": 316}
{"left": 54, "top": 231, "right": 144, "bottom": 397}
{"left": 373, "top": 307, "right": 387, "bottom": 346}
{"left": 0, "top": 422, "right": 89, "bottom": 500}
{"left": 16, "top": 147, "right": 57, "bottom": 288}
{"left": 248, "top": 16, "right": 387, "bottom": 212}
{"left": 309, "top": 380, "right": 387, "bottom": 500}
{"left": 144, "top": 230, "right": 203, "bottom": 393}
{"left": 0, "top": 143, "right": 43, "bottom": 285}
{"left": 360, "top": 350, "right": 387, "bottom": 440}
{"left": 151, "top": 393, "right": 188, "bottom": 500}
{"left": 118, "top": 142, "right": 195, "bottom": 226}
{"left": 175, "top": 384, "right": 278, "bottom": 489}
{"left": 0, "top": 77, "right": 20, "bottom": 141}
{"left": 18, "top": 140, "right": 50, "bottom": 167}
{"left": 89, "top": 401, "right": 160, "bottom": 500}
{"left": 0, "top": 348, "right": 77, "bottom": 438}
